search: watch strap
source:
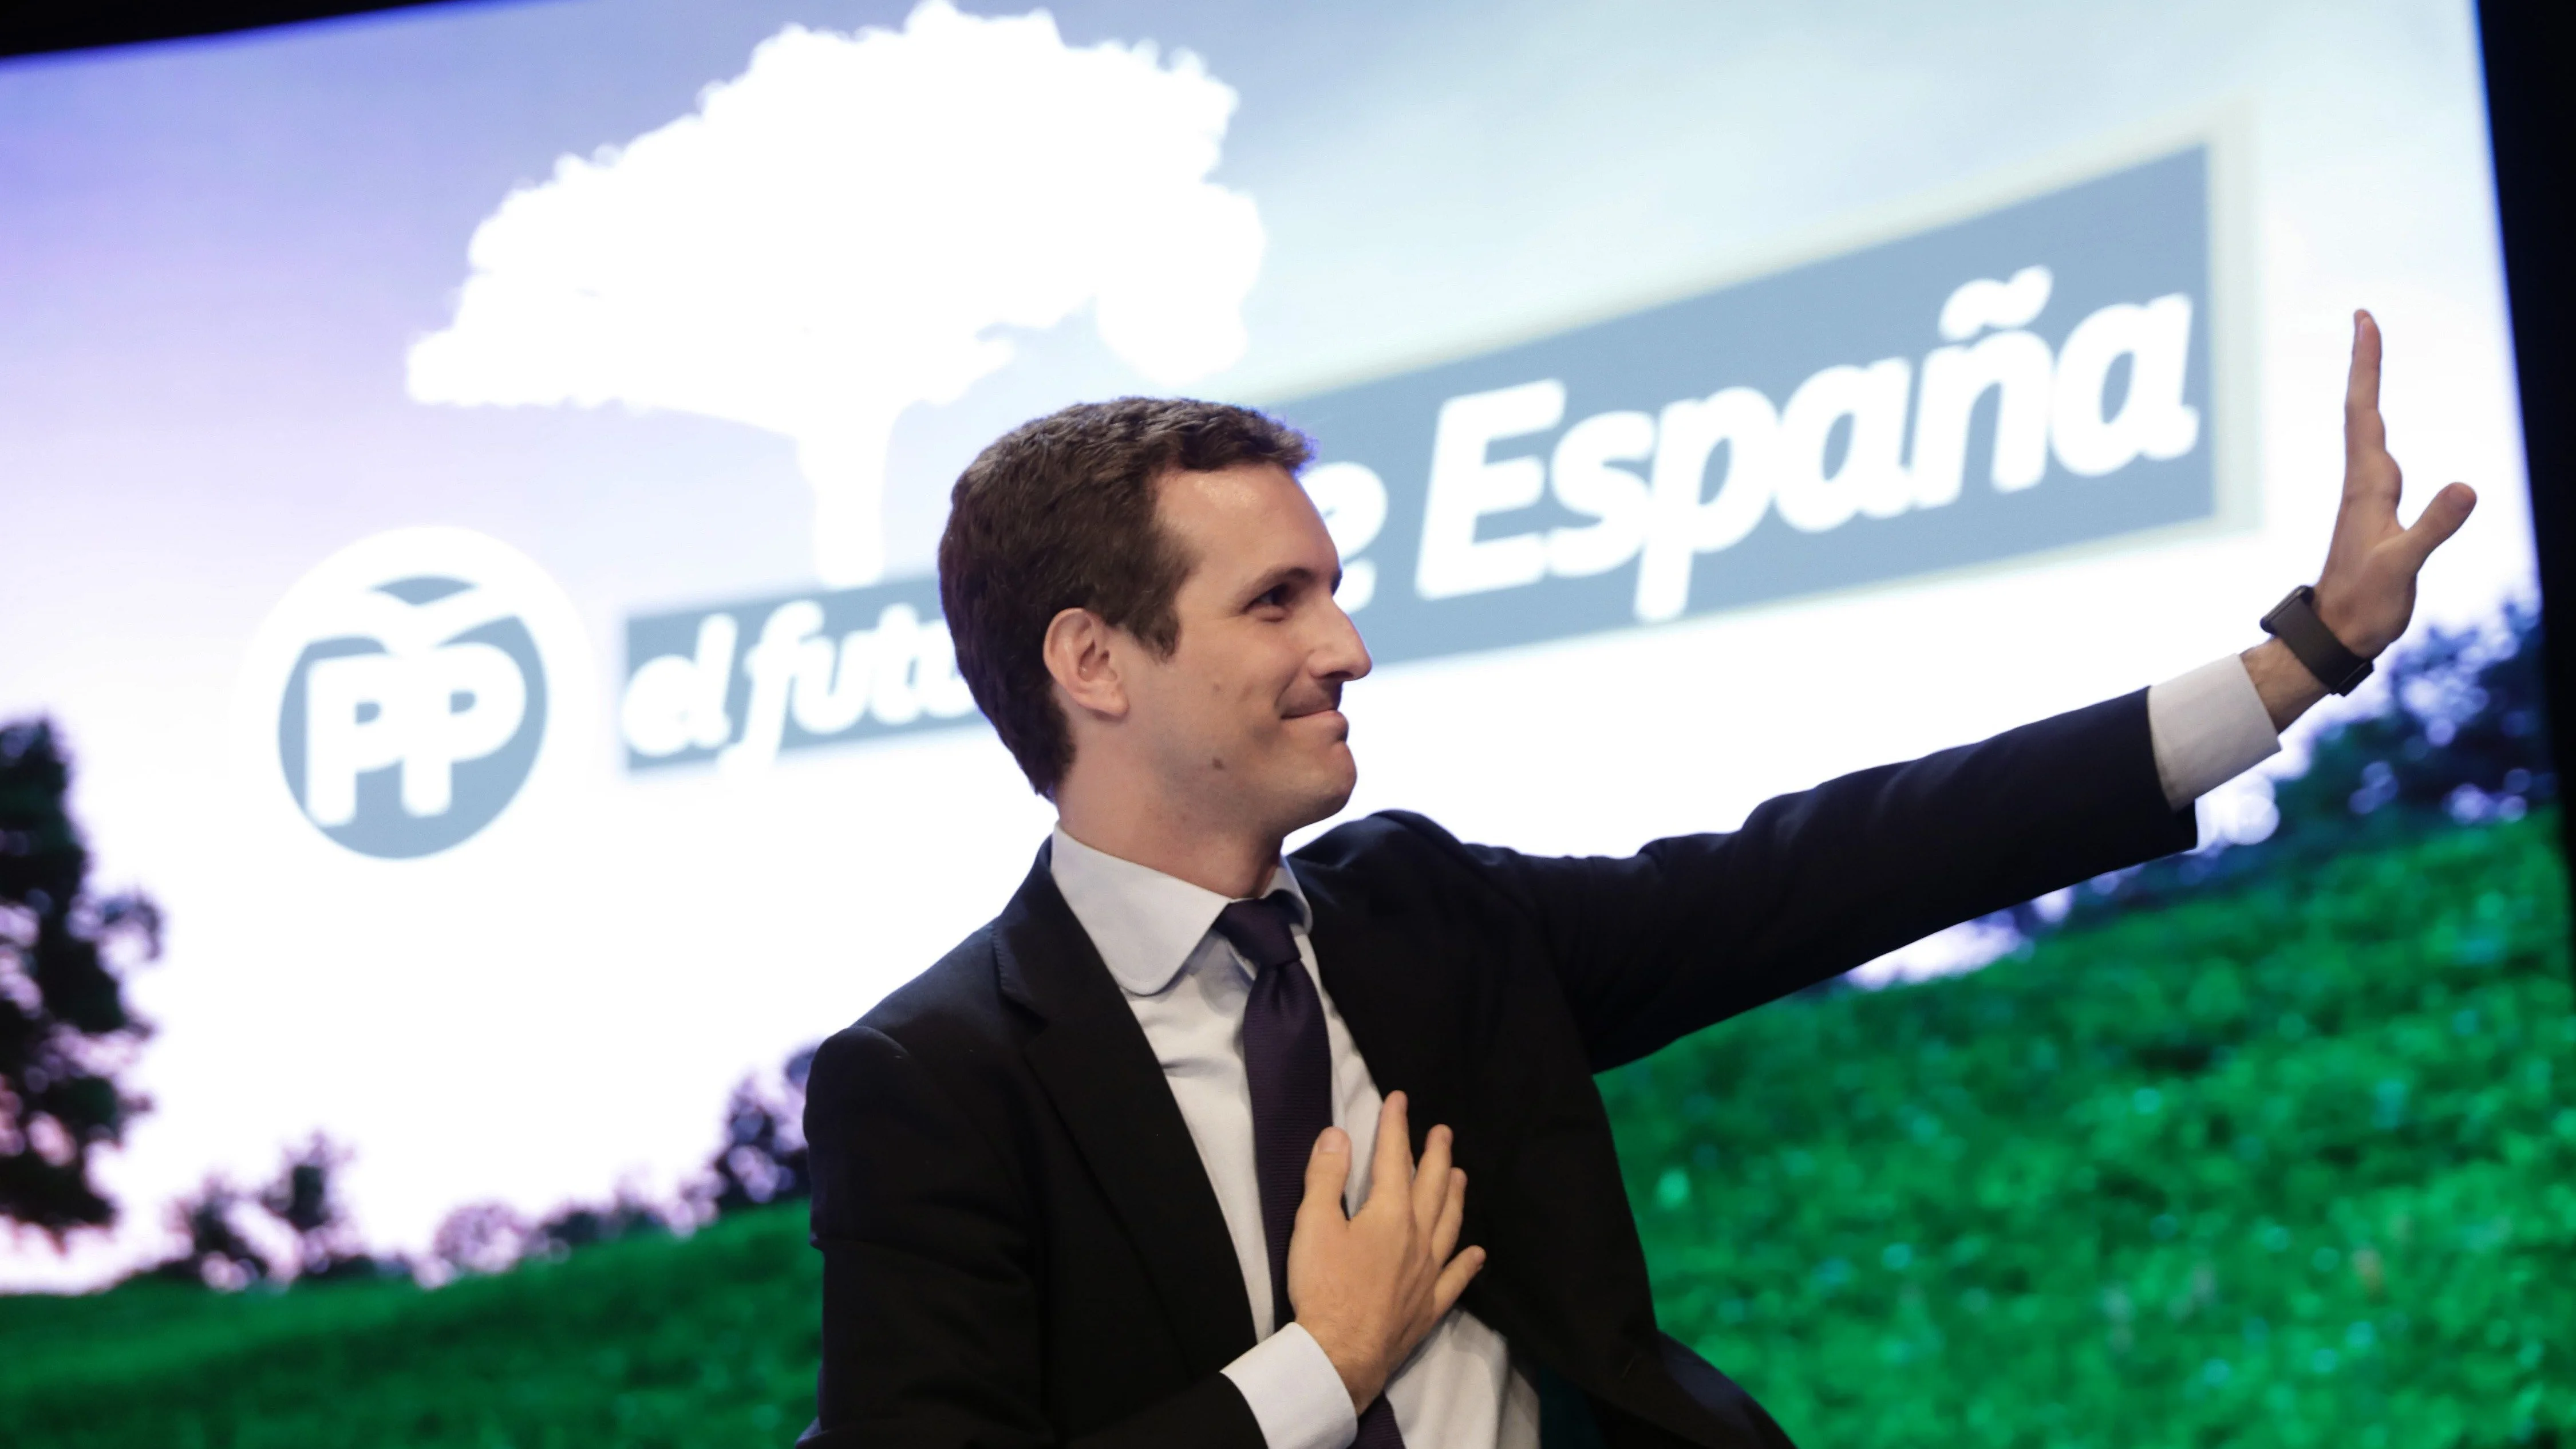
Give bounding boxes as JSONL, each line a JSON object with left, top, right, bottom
{"left": 2261, "top": 585, "right": 2373, "bottom": 695}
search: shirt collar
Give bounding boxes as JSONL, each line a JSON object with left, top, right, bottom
{"left": 1048, "top": 824, "right": 1310, "bottom": 997}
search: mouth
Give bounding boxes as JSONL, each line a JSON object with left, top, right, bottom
{"left": 1285, "top": 705, "right": 1349, "bottom": 740}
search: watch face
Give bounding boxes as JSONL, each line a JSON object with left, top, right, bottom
{"left": 2261, "top": 588, "right": 2370, "bottom": 694}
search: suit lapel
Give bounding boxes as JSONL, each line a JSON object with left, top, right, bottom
{"left": 1296, "top": 860, "right": 1474, "bottom": 1169}
{"left": 994, "top": 848, "right": 1258, "bottom": 1377}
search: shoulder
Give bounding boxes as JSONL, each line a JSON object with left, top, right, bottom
{"left": 1290, "top": 808, "right": 1536, "bottom": 909}
{"left": 813, "top": 921, "right": 1021, "bottom": 1092}
{"left": 803, "top": 922, "right": 1044, "bottom": 1225}
{"left": 1294, "top": 807, "right": 1468, "bottom": 872}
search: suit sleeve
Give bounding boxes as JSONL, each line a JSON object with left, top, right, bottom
{"left": 1441, "top": 688, "right": 2197, "bottom": 1072}
{"left": 797, "top": 1025, "right": 1266, "bottom": 1449}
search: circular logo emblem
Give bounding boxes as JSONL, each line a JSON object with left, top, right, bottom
{"left": 239, "top": 528, "right": 591, "bottom": 859}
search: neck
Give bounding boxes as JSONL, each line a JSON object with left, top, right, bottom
{"left": 1053, "top": 770, "right": 1283, "bottom": 899}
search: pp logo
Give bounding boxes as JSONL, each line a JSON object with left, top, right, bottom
{"left": 240, "top": 528, "right": 591, "bottom": 859}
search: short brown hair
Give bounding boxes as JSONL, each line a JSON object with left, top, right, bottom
{"left": 939, "top": 397, "right": 1314, "bottom": 796}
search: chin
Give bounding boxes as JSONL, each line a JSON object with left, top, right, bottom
{"left": 1295, "top": 749, "right": 1360, "bottom": 828}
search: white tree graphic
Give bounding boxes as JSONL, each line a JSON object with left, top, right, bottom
{"left": 407, "top": 1, "right": 1263, "bottom": 586}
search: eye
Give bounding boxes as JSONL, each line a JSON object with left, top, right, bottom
{"left": 1252, "top": 582, "right": 1293, "bottom": 610}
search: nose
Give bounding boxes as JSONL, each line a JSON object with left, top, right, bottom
{"left": 1314, "top": 589, "right": 1373, "bottom": 684}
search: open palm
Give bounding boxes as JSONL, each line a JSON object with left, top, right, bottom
{"left": 2314, "top": 310, "right": 2478, "bottom": 659}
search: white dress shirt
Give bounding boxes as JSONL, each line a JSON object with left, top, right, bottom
{"left": 1046, "top": 654, "right": 2278, "bottom": 1449}
{"left": 1051, "top": 827, "right": 1542, "bottom": 1449}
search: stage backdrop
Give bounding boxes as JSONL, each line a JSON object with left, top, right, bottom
{"left": 1, "top": 2, "right": 2563, "bottom": 1438}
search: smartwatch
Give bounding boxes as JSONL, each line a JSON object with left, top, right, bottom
{"left": 2260, "top": 585, "right": 2373, "bottom": 695}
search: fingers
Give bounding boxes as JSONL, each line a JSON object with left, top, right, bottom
{"left": 1298, "top": 1126, "right": 1353, "bottom": 1230}
{"left": 1430, "top": 1241, "right": 1488, "bottom": 1318}
{"left": 1411, "top": 1124, "right": 1453, "bottom": 1229}
{"left": 2345, "top": 310, "right": 2383, "bottom": 425}
{"left": 1366, "top": 1092, "right": 1415, "bottom": 1209}
{"left": 2398, "top": 481, "right": 2478, "bottom": 568}
{"left": 1428, "top": 1167, "right": 1466, "bottom": 1262}
{"left": 2344, "top": 311, "right": 2393, "bottom": 498}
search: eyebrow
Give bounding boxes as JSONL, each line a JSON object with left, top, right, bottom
{"left": 1243, "top": 563, "right": 1338, "bottom": 602}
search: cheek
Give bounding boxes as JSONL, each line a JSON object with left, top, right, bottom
{"left": 1168, "top": 664, "right": 1262, "bottom": 744}
{"left": 1197, "top": 652, "right": 1277, "bottom": 710}
{"left": 1166, "top": 635, "right": 1302, "bottom": 748}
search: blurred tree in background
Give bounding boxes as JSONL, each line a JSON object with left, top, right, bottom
{"left": 147, "top": 1136, "right": 400, "bottom": 1287}
{"left": 705, "top": 1044, "right": 815, "bottom": 1217}
{"left": 429, "top": 1202, "right": 533, "bottom": 1280}
{"left": 259, "top": 1135, "right": 401, "bottom": 1282}
{"left": 146, "top": 1177, "right": 273, "bottom": 1289}
{"left": 522, "top": 1191, "right": 672, "bottom": 1264}
{"left": 0, "top": 718, "right": 160, "bottom": 1239}
{"left": 2002, "top": 604, "right": 2557, "bottom": 935}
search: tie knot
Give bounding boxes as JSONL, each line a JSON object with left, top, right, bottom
{"left": 1212, "top": 893, "right": 1302, "bottom": 974}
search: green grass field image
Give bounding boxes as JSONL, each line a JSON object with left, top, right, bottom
{"left": 5, "top": 812, "right": 2569, "bottom": 1448}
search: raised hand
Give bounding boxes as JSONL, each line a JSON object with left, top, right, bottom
{"left": 1285, "top": 1091, "right": 1486, "bottom": 1414}
{"left": 2313, "top": 310, "right": 2478, "bottom": 657}
{"left": 2246, "top": 310, "right": 2477, "bottom": 727}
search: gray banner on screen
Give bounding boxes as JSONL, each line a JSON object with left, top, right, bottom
{"left": 619, "top": 145, "right": 2216, "bottom": 771}
{"left": 1277, "top": 144, "right": 2215, "bottom": 666}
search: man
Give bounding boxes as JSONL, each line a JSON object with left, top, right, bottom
{"left": 798, "top": 314, "right": 2473, "bottom": 1448}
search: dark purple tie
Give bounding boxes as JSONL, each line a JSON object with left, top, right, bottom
{"left": 1213, "top": 895, "right": 1405, "bottom": 1448}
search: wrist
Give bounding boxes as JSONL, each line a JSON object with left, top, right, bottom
{"left": 1300, "top": 1322, "right": 1385, "bottom": 1412}
{"left": 1222, "top": 1324, "right": 1362, "bottom": 1449}
{"left": 2262, "top": 584, "right": 2376, "bottom": 694}
{"left": 1325, "top": 1344, "right": 1386, "bottom": 1414}
{"left": 2242, "top": 638, "right": 2326, "bottom": 732}
{"left": 2310, "top": 581, "right": 2387, "bottom": 659}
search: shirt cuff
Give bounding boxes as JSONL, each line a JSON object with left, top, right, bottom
{"left": 2146, "top": 654, "right": 2282, "bottom": 809}
{"left": 1220, "top": 1322, "right": 1358, "bottom": 1449}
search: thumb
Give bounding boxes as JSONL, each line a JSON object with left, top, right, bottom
{"left": 1299, "top": 1127, "right": 1353, "bottom": 1230}
{"left": 2399, "top": 481, "right": 2477, "bottom": 568}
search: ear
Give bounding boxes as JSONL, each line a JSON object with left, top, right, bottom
{"left": 1042, "top": 607, "right": 1129, "bottom": 721}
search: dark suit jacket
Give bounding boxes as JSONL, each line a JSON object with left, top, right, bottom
{"left": 799, "top": 689, "right": 2196, "bottom": 1448}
